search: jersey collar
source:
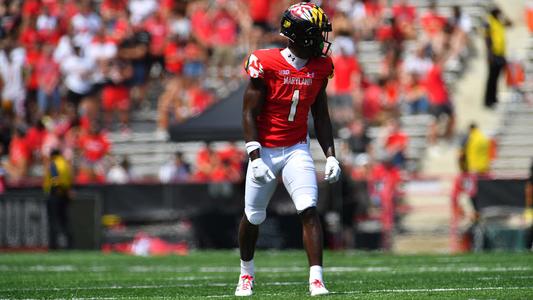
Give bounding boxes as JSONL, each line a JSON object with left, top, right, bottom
{"left": 280, "top": 47, "right": 309, "bottom": 71}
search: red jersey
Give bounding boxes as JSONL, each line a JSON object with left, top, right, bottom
{"left": 421, "top": 12, "right": 447, "bottom": 37}
{"left": 425, "top": 64, "right": 449, "bottom": 105}
{"left": 392, "top": 4, "right": 416, "bottom": 24}
{"left": 78, "top": 133, "right": 110, "bottom": 162}
{"left": 244, "top": 48, "right": 334, "bottom": 147}
{"left": 331, "top": 55, "right": 359, "bottom": 94}
{"left": 385, "top": 131, "right": 408, "bottom": 152}
{"left": 9, "top": 136, "right": 30, "bottom": 166}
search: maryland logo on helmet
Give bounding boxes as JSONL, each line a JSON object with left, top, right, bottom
{"left": 288, "top": 3, "right": 327, "bottom": 29}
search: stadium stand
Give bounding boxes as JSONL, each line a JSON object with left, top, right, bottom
{"left": 490, "top": 96, "right": 533, "bottom": 177}
{"left": 7, "top": 0, "right": 525, "bottom": 252}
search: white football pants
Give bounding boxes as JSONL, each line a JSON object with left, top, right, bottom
{"left": 244, "top": 142, "right": 318, "bottom": 225}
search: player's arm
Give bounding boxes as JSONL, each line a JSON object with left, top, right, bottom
{"left": 312, "top": 80, "right": 335, "bottom": 158}
{"left": 242, "top": 77, "right": 275, "bottom": 183}
{"left": 242, "top": 77, "right": 266, "bottom": 161}
{"left": 311, "top": 79, "right": 340, "bottom": 183}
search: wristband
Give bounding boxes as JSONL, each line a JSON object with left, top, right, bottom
{"left": 245, "top": 141, "right": 261, "bottom": 155}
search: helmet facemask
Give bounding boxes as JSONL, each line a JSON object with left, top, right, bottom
{"left": 295, "top": 24, "right": 332, "bottom": 57}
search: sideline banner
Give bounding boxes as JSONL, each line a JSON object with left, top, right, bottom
{"left": 477, "top": 179, "right": 526, "bottom": 209}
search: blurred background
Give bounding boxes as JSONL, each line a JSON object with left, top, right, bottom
{"left": 0, "top": 0, "right": 532, "bottom": 254}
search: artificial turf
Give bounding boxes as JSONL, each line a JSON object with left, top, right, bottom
{"left": 0, "top": 250, "right": 532, "bottom": 299}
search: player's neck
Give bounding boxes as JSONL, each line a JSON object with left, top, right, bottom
{"left": 281, "top": 47, "right": 309, "bottom": 71}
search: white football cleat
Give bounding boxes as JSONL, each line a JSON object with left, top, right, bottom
{"left": 309, "top": 279, "right": 329, "bottom": 296}
{"left": 235, "top": 274, "right": 254, "bottom": 296}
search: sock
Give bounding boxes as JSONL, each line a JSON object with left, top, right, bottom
{"left": 309, "top": 265, "right": 323, "bottom": 283}
{"left": 240, "top": 259, "right": 254, "bottom": 276}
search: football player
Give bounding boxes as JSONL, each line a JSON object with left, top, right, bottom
{"left": 236, "top": 2, "right": 340, "bottom": 297}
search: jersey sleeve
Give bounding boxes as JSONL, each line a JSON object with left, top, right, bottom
{"left": 244, "top": 52, "right": 265, "bottom": 79}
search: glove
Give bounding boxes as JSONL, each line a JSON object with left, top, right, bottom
{"left": 324, "top": 156, "right": 341, "bottom": 183}
{"left": 250, "top": 158, "right": 276, "bottom": 184}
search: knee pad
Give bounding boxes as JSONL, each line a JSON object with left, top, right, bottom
{"left": 246, "top": 210, "right": 266, "bottom": 225}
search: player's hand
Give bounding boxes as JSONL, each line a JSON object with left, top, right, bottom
{"left": 324, "top": 156, "right": 341, "bottom": 183}
{"left": 250, "top": 158, "right": 276, "bottom": 184}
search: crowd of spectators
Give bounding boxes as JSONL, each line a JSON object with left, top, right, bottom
{"left": 0, "top": 0, "right": 476, "bottom": 193}
{"left": 328, "top": 0, "right": 476, "bottom": 227}
{"left": 158, "top": 142, "right": 245, "bottom": 184}
{"left": 0, "top": 0, "right": 288, "bottom": 185}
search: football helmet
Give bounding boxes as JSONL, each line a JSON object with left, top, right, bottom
{"left": 280, "top": 2, "right": 332, "bottom": 57}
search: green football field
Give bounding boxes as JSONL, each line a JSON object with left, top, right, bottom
{"left": 0, "top": 250, "right": 532, "bottom": 299}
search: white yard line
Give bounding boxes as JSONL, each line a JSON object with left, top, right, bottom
{"left": 1, "top": 264, "right": 530, "bottom": 273}
{"left": 0, "top": 281, "right": 304, "bottom": 293}
{"left": 196, "top": 265, "right": 531, "bottom": 273}
{"left": 478, "top": 275, "right": 533, "bottom": 280}
{"left": 2, "top": 283, "right": 532, "bottom": 297}
{"left": 204, "top": 286, "right": 533, "bottom": 298}
{"left": 2, "top": 286, "right": 532, "bottom": 300}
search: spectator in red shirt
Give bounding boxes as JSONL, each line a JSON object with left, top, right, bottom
{"left": 107, "top": 14, "right": 130, "bottom": 44}
{"left": 78, "top": 124, "right": 110, "bottom": 163}
{"left": 218, "top": 142, "right": 245, "bottom": 178}
{"left": 358, "top": 0, "right": 384, "bottom": 40}
{"left": 189, "top": 1, "right": 212, "bottom": 47}
{"left": 244, "top": 0, "right": 273, "bottom": 50}
{"left": 421, "top": 1, "right": 447, "bottom": 38}
{"left": 368, "top": 159, "right": 401, "bottom": 209}
{"left": 376, "top": 16, "right": 405, "bottom": 53}
{"left": 101, "top": 57, "right": 133, "bottom": 133}
{"left": 2, "top": 127, "right": 30, "bottom": 182}
{"left": 100, "top": 0, "right": 127, "bottom": 22}
{"left": 382, "top": 118, "right": 408, "bottom": 169}
{"left": 194, "top": 143, "right": 219, "bottom": 182}
{"left": 76, "top": 124, "right": 110, "bottom": 183}
{"left": 330, "top": 39, "right": 361, "bottom": 127}
{"left": 36, "top": 44, "right": 61, "bottom": 116}
{"left": 210, "top": 5, "right": 239, "bottom": 72}
{"left": 19, "top": 16, "right": 40, "bottom": 49}
{"left": 420, "top": 0, "right": 448, "bottom": 55}
{"left": 403, "top": 72, "right": 428, "bottom": 114}
{"left": 186, "top": 78, "right": 214, "bottom": 116}
{"left": 425, "top": 54, "right": 455, "bottom": 144}
{"left": 211, "top": 158, "right": 242, "bottom": 183}
{"left": 22, "top": 0, "right": 40, "bottom": 20}
{"left": 383, "top": 75, "right": 401, "bottom": 116}
{"left": 361, "top": 78, "right": 386, "bottom": 125}
{"left": 392, "top": 0, "right": 417, "bottom": 39}
{"left": 164, "top": 34, "right": 184, "bottom": 75}
{"left": 25, "top": 118, "right": 47, "bottom": 161}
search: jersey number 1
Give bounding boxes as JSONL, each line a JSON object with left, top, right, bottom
{"left": 288, "top": 89, "right": 299, "bottom": 122}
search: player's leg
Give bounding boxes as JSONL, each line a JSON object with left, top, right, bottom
{"left": 281, "top": 144, "right": 329, "bottom": 296}
{"left": 238, "top": 216, "right": 258, "bottom": 262}
{"left": 240, "top": 162, "right": 278, "bottom": 260}
{"left": 236, "top": 150, "right": 279, "bottom": 296}
{"left": 299, "top": 207, "right": 323, "bottom": 266}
